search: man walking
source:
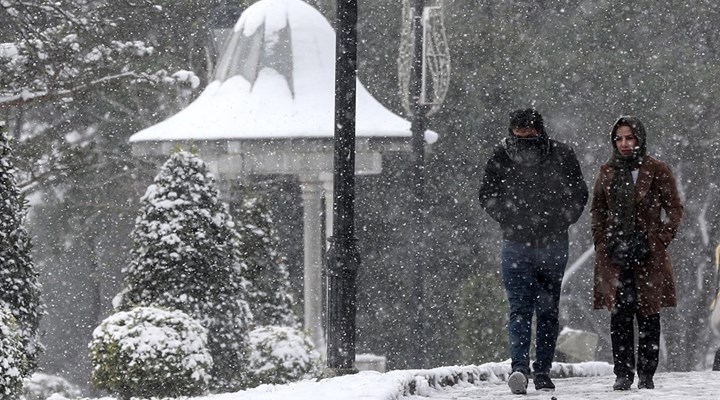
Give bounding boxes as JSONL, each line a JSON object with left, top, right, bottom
{"left": 478, "top": 108, "right": 588, "bottom": 394}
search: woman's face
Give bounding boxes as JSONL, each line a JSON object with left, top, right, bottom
{"left": 614, "top": 125, "right": 638, "bottom": 157}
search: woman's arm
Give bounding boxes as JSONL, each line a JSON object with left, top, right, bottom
{"left": 657, "top": 163, "right": 683, "bottom": 247}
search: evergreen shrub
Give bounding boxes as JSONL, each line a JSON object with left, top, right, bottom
{"left": 0, "top": 131, "right": 43, "bottom": 376}
{"left": 21, "top": 372, "right": 81, "bottom": 400}
{"left": 247, "top": 325, "right": 321, "bottom": 386}
{"left": 89, "top": 306, "right": 212, "bottom": 399}
{"left": 236, "top": 194, "right": 298, "bottom": 327}
{"left": 0, "top": 307, "right": 23, "bottom": 399}
{"left": 116, "top": 150, "right": 253, "bottom": 390}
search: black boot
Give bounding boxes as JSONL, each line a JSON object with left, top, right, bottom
{"left": 533, "top": 373, "right": 555, "bottom": 391}
{"left": 613, "top": 376, "right": 633, "bottom": 391}
{"left": 638, "top": 374, "right": 654, "bottom": 389}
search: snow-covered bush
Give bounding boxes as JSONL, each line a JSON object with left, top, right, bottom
{"left": 21, "top": 372, "right": 81, "bottom": 400}
{"left": 248, "top": 326, "right": 322, "bottom": 386}
{"left": 89, "top": 306, "right": 213, "bottom": 399}
{"left": 236, "top": 193, "right": 298, "bottom": 327}
{"left": 0, "top": 131, "right": 43, "bottom": 376}
{"left": 0, "top": 307, "right": 24, "bottom": 398}
{"left": 115, "top": 150, "right": 253, "bottom": 390}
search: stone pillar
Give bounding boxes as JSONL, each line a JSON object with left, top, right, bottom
{"left": 299, "top": 175, "right": 325, "bottom": 351}
{"left": 320, "top": 172, "right": 334, "bottom": 245}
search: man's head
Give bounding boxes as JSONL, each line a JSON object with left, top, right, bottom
{"left": 504, "top": 108, "right": 550, "bottom": 166}
{"left": 509, "top": 108, "right": 545, "bottom": 138}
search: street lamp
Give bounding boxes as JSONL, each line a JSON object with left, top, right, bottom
{"left": 324, "top": 0, "right": 450, "bottom": 374}
{"left": 398, "top": 0, "right": 450, "bottom": 368}
{"left": 324, "top": 0, "right": 361, "bottom": 376}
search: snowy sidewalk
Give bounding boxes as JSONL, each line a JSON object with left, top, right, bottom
{"left": 194, "top": 362, "right": 615, "bottom": 400}
{"left": 63, "top": 363, "right": 720, "bottom": 400}
{"left": 405, "top": 370, "right": 720, "bottom": 399}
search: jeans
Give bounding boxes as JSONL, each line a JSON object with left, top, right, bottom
{"left": 611, "top": 268, "right": 661, "bottom": 379}
{"left": 501, "top": 239, "right": 568, "bottom": 374}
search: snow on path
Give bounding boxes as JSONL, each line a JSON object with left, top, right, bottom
{"left": 403, "top": 371, "right": 720, "bottom": 400}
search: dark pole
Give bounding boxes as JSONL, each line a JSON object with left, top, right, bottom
{"left": 325, "top": 0, "right": 360, "bottom": 376}
{"left": 409, "top": 0, "right": 428, "bottom": 369}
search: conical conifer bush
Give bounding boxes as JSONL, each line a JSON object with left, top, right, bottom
{"left": 0, "top": 131, "right": 43, "bottom": 377}
{"left": 116, "top": 150, "right": 253, "bottom": 390}
{"left": 236, "top": 194, "right": 298, "bottom": 327}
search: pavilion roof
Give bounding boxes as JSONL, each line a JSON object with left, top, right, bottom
{"left": 130, "top": 0, "right": 437, "bottom": 144}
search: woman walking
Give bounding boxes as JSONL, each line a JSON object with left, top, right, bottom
{"left": 590, "top": 116, "right": 683, "bottom": 390}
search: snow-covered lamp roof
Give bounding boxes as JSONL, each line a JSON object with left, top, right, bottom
{"left": 130, "top": 0, "right": 437, "bottom": 144}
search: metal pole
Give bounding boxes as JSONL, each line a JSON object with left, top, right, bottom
{"left": 409, "top": 0, "right": 428, "bottom": 369}
{"left": 324, "top": 0, "right": 360, "bottom": 376}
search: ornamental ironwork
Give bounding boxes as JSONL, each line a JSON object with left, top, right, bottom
{"left": 398, "top": 1, "right": 451, "bottom": 117}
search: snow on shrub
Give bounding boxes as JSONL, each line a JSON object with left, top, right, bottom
{"left": 116, "top": 150, "right": 253, "bottom": 390}
{"left": 0, "top": 131, "right": 43, "bottom": 377}
{"left": 21, "top": 372, "right": 81, "bottom": 400}
{"left": 248, "top": 326, "right": 322, "bottom": 385}
{"left": 0, "top": 307, "right": 23, "bottom": 398}
{"left": 89, "top": 306, "right": 212, "bottom": 399}
{"left": 236, "top": 194, "right": 298, "bottom": 328}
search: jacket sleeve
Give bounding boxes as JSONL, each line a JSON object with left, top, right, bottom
{"left": 657, "top": 163, "right": 683, "bottom": 247}
{"left": 478, "top": 150, "right": 513, "bottom": 224}
{"left": 562, "top": 147, "right": 589, "bottom": 225}
{"left": 590, "top": 166, "right": 609, "bottom": 249}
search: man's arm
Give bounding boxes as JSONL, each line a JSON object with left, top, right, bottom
{"left": 563, "top": 147, "right": 589, "bottom": 225}
{"left": 478, "top": 151, "right": 511, "bottom": 224}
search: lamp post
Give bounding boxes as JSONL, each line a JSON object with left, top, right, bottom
{"left": 399, "top": 0, "right": 450, "bottom": 369}
{"left": 408, "top": 0, "right": 428, "bottom": 369}
{"left": 325, "top": 0, "right": 360, "bottom": 376}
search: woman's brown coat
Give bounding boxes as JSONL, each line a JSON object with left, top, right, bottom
{"left": 591, "top": 155, "right": 683, "bottom": 316}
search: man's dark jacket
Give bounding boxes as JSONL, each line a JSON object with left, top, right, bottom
{"left": 479, "top": 139, "right": 589, "bottom": 245}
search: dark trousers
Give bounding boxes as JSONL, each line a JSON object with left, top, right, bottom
{"left": 501, "top": 239, "right": 568, "bottom": 374}
{"left": 610, "top": 268, "right": 661, "bottom": 379}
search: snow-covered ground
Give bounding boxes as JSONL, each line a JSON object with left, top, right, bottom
{"left": 44, "top": 361, "right": 720, "bottom": 400}
{"left": 405, "top": 371, "right": 720, "bottom": 399}
{"left": 199, "top": 365, "right": 720, "bottom": 400}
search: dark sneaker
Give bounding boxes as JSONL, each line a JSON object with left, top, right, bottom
{"left": 613, "top": 376, "right": 633, "bottom": 391}
{"left": 508, "top": 370, "right": 529, "bottom": 394}
{"left": 638, "top": 375, "right": 655, "bottom": 389}
{"left": 533, "top": 373, "right": 555, "bottom": 391}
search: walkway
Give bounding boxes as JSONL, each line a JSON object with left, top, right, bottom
{"left": 403, "top": 370, "right": 720, "bottom": 399}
